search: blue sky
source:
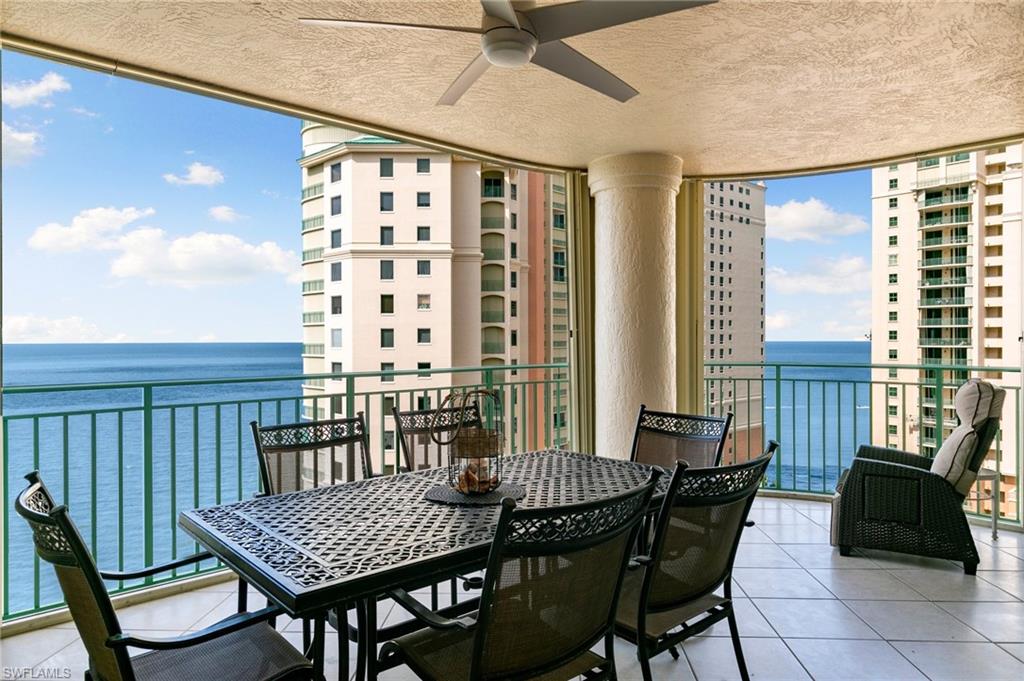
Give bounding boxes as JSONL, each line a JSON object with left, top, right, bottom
{"left": 3, "top": 51, "right": 871, "bottom": 343}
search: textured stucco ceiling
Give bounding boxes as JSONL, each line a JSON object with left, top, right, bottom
{"left": 2, "top": 1, "right": 1022, "bottom": 176}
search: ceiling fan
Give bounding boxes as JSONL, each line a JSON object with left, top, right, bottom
{"left": 300, "top": 0, "right": 715, "bottom": 105}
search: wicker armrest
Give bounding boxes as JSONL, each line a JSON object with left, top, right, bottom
{"left": 854, "top": 445, "right": 932, "bottom": 470}
{"left": 99, "top": 551, "right": 214, "bottom": 581}
{"left": 107, "top": 605, "right": 281, "bottom": 650}
{"left": 387, "top": 588, "right": 476, "bottom": 630}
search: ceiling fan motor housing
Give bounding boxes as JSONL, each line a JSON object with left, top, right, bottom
{"left": 481, "top": 25, "right": 537, "bottom": 68}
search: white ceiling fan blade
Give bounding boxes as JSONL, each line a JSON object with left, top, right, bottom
{"left": 437, "top": 53, "right": 492, "bottom": 106}
{"left": 481, "top": 0, "right": 521, "bottom": 29}
{"left": 531, "top": 40, "right": 637, "bottom": 102}
{"left": 299, "top": 18, "right": 482, "bottom": 35}
{"left": 526, "top": 0, "right": 715, "bottom": 44}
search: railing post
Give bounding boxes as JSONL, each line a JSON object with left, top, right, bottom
{"left": 483, "top": 369, "right": 495, "bottom": 431}
{"left": 142, "top": 385, "right": 154, "bottom": 583}
{"left": 934, "top": 366, "right": 944, "bottom": 451}
{"left": 345, "top": 375, "right": 356, "bottom": 418}
{"left": 773, "top": 364, "right": 782, "bottom": 487}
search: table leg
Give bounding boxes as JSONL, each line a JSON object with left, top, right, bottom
{"left": 366, "top": 597, "right": 378, "bottom": 681}
{"left": 313, "top": 614, "right": 326, "bottom": 680}
{"left": 337, "top": 603, "right": 349, "bottom": 681}
{"left": 355, "top": 600, "right": 367, "bottom": 681}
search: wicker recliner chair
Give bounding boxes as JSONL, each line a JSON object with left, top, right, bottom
{"left": 832, "top": 378, "right": 1005, "bottom": 574}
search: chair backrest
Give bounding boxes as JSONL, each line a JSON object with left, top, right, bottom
{"left": 15, "top": 472, "right": 135, "bottom": 681}
{"left": 641, "top": 442, "right": 777, "bottom": 615}
{"left": 250, "top": 413, "right": 371, "bottom": 494}
{"left": 392, "top": 402, "right": 483, "bottom": 472}
{"left": 929, "top": 378, "right": 1006, "bottom": 497}
{"left": 630, "top": 404, "right": 733, "bottom": 469}
{"left": 469, "top": 470, "right": 661, "bottom": 681}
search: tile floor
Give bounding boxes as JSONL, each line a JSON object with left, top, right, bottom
{"left": 3, "top": 496, "right": 1023, "bottom": 680}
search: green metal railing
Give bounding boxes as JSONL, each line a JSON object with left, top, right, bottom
{"left": 919, "top": 276, "right": 970, "bottom": 287}
{"left": 920, "top": 235, "right": 970, "bottom": 247}
{"left": 2, "top": 362, "right": 570, "bottom": 623}
{"left": 481, "top": 186, "right": 504, "bottom": 198}
{"left": 920, "top": 214, "right": 971, "bottom": 227}
{"left": 302, "top": 312, "right": 324, "bottom": 325}
{"left": 301, "top": 215, "right": 324, "bottom": 232}
{"left": 302, "top": 279, "right": 324, "bottom": 294}
{"left": 920, "top": 194, "right": 970, "bottom": 207}
{"left": 301, "top": 248, "right": 324, "bottom": 263}
{"left": 919, "top": 256, "right": 970, "bottom": 267}
{"left": 704, "top": 360, "right": 1021, "bottom": 531}
{"left": 919, "top": 297, "right": 971, "bottom": 306}
{"left": 301, "top": 183, "right": 323, "bottom": 200}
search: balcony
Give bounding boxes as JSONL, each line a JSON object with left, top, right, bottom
{"left": 919, "top": 235, "right": 970, "bottom": 248}
{"left": 301, "top": 247, "right": 324, "bottom": 263}
{"left": 911, "top": 173, "right": 977, "bottom": 189}
{"left": 481, "top": 310, "right": 505, "bottom": 323}
{"left": 301, "top": 214, "right": 324, "bottom": 232}
{"left": 919, "top": 256, "right": 971, "bottom": 267}
{"left": 481, "top": 279, "right": 504, "bottom": 291}
{"left": 919, "top": 276, "right": 971, "bottom": 287}
{"left": 481, "top": 341, "right": 505, "bottom": 354}
{"left": 481, "top": 216, "right": 504, "bottom": 230}
{"left": 918, "top": 317, "right": 970, "bottom": 327}
{"left": 919, "top": 296, "right": 971, "bottom": 307}
{"left": 918, "top": 194, "right": 971, "bottom": 208}
{"left": 918, "top": 336, "right": 972, "bottom": 347}
{"left": 919, "top": 214, "right": 971, "bottom": 228}
{"left": 301, "top": 182, "right": 323, "bottom": 201}
{"left": 482, "top": 247, "right": 505, "bottom": 260}
{"left": 302, "top": 311, "right": 324, "bottom": 325}
{"left": 481, "top": 185, "right": 504, "bottom": 198}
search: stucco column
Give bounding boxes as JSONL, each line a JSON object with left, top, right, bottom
{"left": 588, "top": 153, "right": 684, "bottom": 458}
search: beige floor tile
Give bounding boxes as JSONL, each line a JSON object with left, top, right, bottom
{"left": 843, "top": 600, "right": 985, "bottom": 642}
{"left": 937, "top": 601, "right": 1024, "bottom": 643}
{"left": 0, "top": 626, "right": 81, "bottom": 670}
{"left": 785, "top": 638, "right": 927, "bottom": 680}
{"left": 684, "top": 636, "right": 811, "bottom": 681}
{"left": 752, "top": 599, "right": 878, "bottom": 639}
{"left": 809, "top": 568, "right": 926, "bottom": 601}
{"left": 779, "top": 544, "right": 880, "bottom": 570}
{"left": 758, "top": 523, "right": 832, "bottom": 545}
{"left": 892, "top": 641, "right": 1024, "bottom": 681}
{"left": 734, "top": 543, "right": 802, "bottom": 569}
{"left": 893, "top": 568, "right": 1019, "bottom": 602}
{"left": 978, "top": 570, "right": 1024, "bottom": 599}
{"left": 733, "top": 568, "right": 834, "bottom": 599}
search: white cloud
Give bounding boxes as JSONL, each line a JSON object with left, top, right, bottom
{"left": 767, "top": 256, "right": 870, "bottom": 295}
{"left": 208, "top": 205, "right": 242, "bottom": 222}
{"left": 163, "top": 162, "right": 224, "bottom": 186}
{"left": 110, "top": 229, "right": 301, "bottom": 288}
{"left": 28, "top": 206, "right": 155, "bottom": 252}
{"left": 260, "top": 188, "right": 281, "bottom": 199}
{"left": 765, "top": 197, "right": 868, "bottom": 242}
{"left": 765, "top": 312, "right": 793, "bottom": 331}
{"left": 2, "top": 121, "right": 41, "bottom": 164}
{"left": 3, "top": 314, "right": 129, "bottom": 343}
{"left": 70, "top": 106, "right": 99, "bottom": 118}
{"left": 198, "top": 333, "right": 218, "bottom": 342}
{"left": 2, "top": 72, "right": 71, "bottom": 108}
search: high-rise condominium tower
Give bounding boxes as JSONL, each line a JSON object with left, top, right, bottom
{"left": 298, "top": 122, "right": 564, "bottom": 475}
{"left": 704, "top": 180, "right": 767, "bottom": 461}
{"left": 871, "top": 143, "right": 1023, "bottom": 514}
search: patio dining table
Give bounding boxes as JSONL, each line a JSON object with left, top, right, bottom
{"left": 178, "top": 449, "right": 666, "bottom": 680}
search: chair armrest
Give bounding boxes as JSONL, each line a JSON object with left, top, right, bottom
{"left": 387, "top": 588, "right": 476, "bottom": 630}
{"left": 854, "top": 445, "right": 931, "bottom": 470}
{"left": 107, "top": 605, "right": 281, "bottom": 650}
{"left": 99, "top": 551, "right": 214, "bottom": 581}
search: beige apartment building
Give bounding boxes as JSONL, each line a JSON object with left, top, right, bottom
{"left": 871, "top": 143, "right": 1023, "bottom": 513}
{"left": 704, "top": 180, "right": 767, "bottom": 462}
{"left": 298, "top": 122, "right": 561, "bottom": 475}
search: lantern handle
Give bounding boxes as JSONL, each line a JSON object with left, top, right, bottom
{"left": 429, "top": 388, "right": 500, "bottom": 446}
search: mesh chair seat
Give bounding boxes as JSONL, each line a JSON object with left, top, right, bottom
{"left": 614, "top": 569, "right": 725, "bottom": 638}
{"left": 389, "top": 613, "right": 606, "bottom": 681}
{"left": 131, "top": 624, "right": 311, "bottom": 681}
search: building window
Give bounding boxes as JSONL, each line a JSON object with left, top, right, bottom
{"left": 417, "top": 362, "right": 431, "bottom": 378}
{"left": 888, "top": 164, "right": 899, "bottom": 171}
{"left": 380, "top": 192, "right": 394, "bottom": 212}
{"left": 888, "top": 235, "right": 897, "bottom": 246}
{"left": 416, "top": 192, "right": 431, "bottom": 207}
{"left": 416, "top": 158, "right": 430, "bottom": 174}
{"left": 889, "top": 311, "right": 898, "bottom": 322}
{"left": 417, "top": 395, "right": 432, "bottom": 410}
{"left": 330, "top": 162, "right": 341, "bottom": 183}
{"left": 331, "top": 262, "right": 342, "bottom": 281}
{"left": 553, "top": 251, "right": 567, "bottom": 283}
{"left": 331, "top": 362, "right": 343, "bottom": 375}
{"left": 510, "top": 301, "right": 517, "bottom": 318}
{"left": 331, "top": 196, "right": 342, "bottom": 215}
{"left": 331, "top": 296, "right": 342, "bottom": 315}
{"left": 381, "top": 362, "right": 394, "bottom": 382}
{"left": 383, "top": 396, "right": 395, "bottom": 413}
{"left": 510, "top": 330, "right": 517, "bottom": 347}
{"left": 888, "top": 292, "right": 898, "bottom": 303}
{"left": 417, "top": 328, "right": 431, "bottom": 344}
{"left": 888, "top": 368, "right": 897, "bottom": 379}
{"left": 888, "top": 273, "right": 898, "bottom": 284}
{"left": 511, "top": 183, "right": 518, "bottom": 200}
{"left": 511, "top": 213, "right": 518, "bottom": 229}
{"left": 510, "top": 242, "right": 517, "bottom": 259}
{"left": 379, "top": 158, "right": 393, "bottom": 178}
{"left": 380, "top": 328, "right": 394, "bottom": 348}
{"left": 889, "top": 216, "right": 898, "bottom": 228}
{"left": 888, "top": 349, "right": 897, "bottom": 360}
{"left": 887, "top": 387, "right": 898, "bottom": 397}
{"left": 888, "top": 197, "right": 897, "bottom": 209}
{"left": 331, "top": 230, "right": 342, "bottom": 248}
{"left": 417, "top": 260, "right": 431, "bottom": 276}
{"left": 483, "top": 177, "right": 503, "bottom": 197}
{"left": 889, "top": 178, "right": 898, "bottom": 190}
{"left": 510, "top": 271, "right": 517, "bottom": 288}
{"left": 380, "top": 294, "right": 394, "bottom": 314}
{"left": 887, "top": 425, "right": 898, "bottom": 435}
{"left": 888, "top": 330, "right": 897, "bottom": 341}
{"left": 417, "top": 294, "right": 430, "bottom": 310}
{"left": 384, "top": 430, "right": 395, "bottom": 450}
{"left": 330, "top": 328, "right": 343, "bottom": 348}
{"left": 417, "top": 226, "right": 430, "bottom": 241}
{"left": 380, "top": 226, "right": 394, "bottom": 246}
{"left": 380, "top": 260, "right": 394, "bottom": 280}
{"left": 888, "top": 255, "right": 898, "bottom": 266}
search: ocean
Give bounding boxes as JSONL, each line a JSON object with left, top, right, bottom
{"left": 1, "top": 340, "right": 868, "bottom": 617}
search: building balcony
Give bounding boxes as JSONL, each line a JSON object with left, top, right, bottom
{"left": 301, "top": 248, "right": 324, "bottom": 263}
{"left": 481, "top": 186, "right": 504, "bottom": 198}
{"left": 918, "top": 256, "right": 971, "bottom": 268}
{"left": 481, "top": 341, "right": 505, "bottom": 354}
{"left": 481, "top": 216, "right": 504, "bottom": 230}
{"left": 301, "top": 343, "right": 324, "bottom": 356}
{"left": 302, "top": 311, "right": 324, "bottom": 325}
{"left": 911, "top": 172, "right": 977, "bottom": 189}
{"left": 301, "top": 182, "right": 323, "bottom": 201}
{"left": 481, "top": 310, "right": 505, "bottom": 323}
{"left": 918, "top": 317, "right": 970, "bottom": 327}
{"left": 919, "top": 214, "right": 971, "bottom": 228}
{"left": 301, "top": 214, "right": 324, "bottom": 232}
{"left": 481, "top": 280, "right": 505, "bottom": 292}
{"left": 918, "top": 336, "right": 972, "bottom": 347}
{"left": 919, "top": 235, "right": 971, "bottom": 248}
{"left": 985, "top": 194, "right": 1004, "bottom": 206}
{"left": 919, "top": 276, "right": 971, "bottom": 288}
{"left": 919, "top": 297, "right": 971, "bottom": 307}
{"left": 918, "top": 194, "right": 971, "bottom": 208}
{"left": 482, "top": 247, "right": 505, "bottom": 261}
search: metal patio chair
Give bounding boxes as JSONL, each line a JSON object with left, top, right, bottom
{"left": 377, "top": 469, "right": 662, "bottom": 681}
{"left": 614, "top": 443, "right": 777, "bottom": 681}
{"left": 14, "top": 471, "right": 314, "bottom": 681}
{"left": 630, "top": 404, "right": 733, "bottom": 469}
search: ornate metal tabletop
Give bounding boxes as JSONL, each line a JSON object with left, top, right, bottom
{"left": 179, "top": 450, "right": 663, "bottom": 615}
